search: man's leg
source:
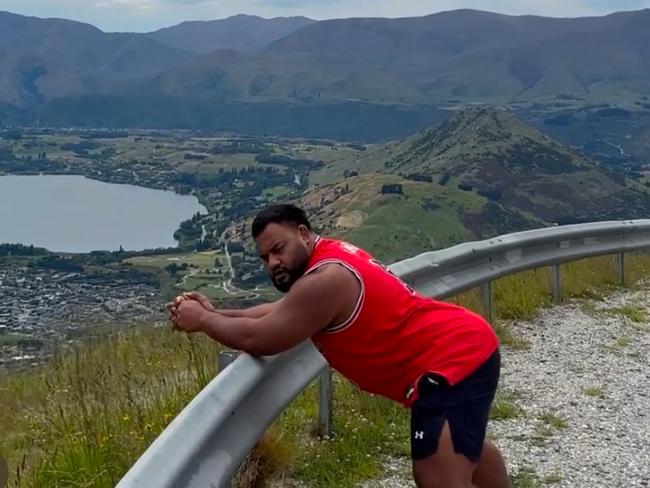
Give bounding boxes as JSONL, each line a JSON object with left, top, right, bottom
{"left": 412, "top": 421, "right": 477, "bottom": 488}
{"left": 411, "top": 350, "right": 504, "bottom": 488}
{"left": 471, "top": 440, "right": 510, "bottom": 488}
{"left": 412, "top": 431, "right": 510, "bottom": 488}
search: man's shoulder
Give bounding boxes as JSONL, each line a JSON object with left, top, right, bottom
{"left": 293, "top": 262, "right": 361, "bottom": 306}
{"left": 305, "top": 260, "right": 359, "bottom": 282}
{"left": 314, "top": 236, "right": 370, "bottom": 257}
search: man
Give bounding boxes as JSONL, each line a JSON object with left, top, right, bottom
{"left": 169, "top": 204, "right": 510, "bottom": 488}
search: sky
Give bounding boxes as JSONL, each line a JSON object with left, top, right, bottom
{"left": 2, "top": 0, "right": 650, "bottom": 32}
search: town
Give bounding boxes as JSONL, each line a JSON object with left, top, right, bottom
{"left": 0, "top": 261, "right": 163, "bottom": 370}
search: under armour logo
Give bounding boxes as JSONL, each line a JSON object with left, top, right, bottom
{"left": 414, "top": 431, "right": 424, "bottom": 440}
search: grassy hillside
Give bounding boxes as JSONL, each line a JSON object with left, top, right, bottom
{"left": 317, "top": 107, "right": 650, "bottom": 224}
{"left": 297, "top": 173, "right": 540, "bottom": 262}
{"left": 269, "top": 107, "right": 648, "bottom": 267}
{"left": 213, "top": 108, "right": 650, "bottom": 266}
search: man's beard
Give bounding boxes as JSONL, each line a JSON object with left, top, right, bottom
{"left": 270, "top": 260, "right": 308, "bottom": 293}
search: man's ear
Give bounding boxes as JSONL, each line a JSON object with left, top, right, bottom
{"left": 297, "top": 224, "right": 311, "bottom": 242}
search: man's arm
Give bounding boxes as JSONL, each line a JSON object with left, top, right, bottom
{"left": 218, "top": 298, "right": 285, "bottom": 319}
{"left": 180, "top": 292, "right": 284, "bottom": 319}
{"left": 175, "top": 264, "right": 360, "bottom": 356}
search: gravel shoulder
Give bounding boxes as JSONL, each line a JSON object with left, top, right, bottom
{"left": 491, "top": 284, "right": 650, "bottom": 488}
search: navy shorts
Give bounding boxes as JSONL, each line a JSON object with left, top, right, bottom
{"left": 410, "top": 349, "right": 500, "bottom": 463}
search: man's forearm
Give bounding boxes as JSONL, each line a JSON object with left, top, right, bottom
{"left": 198, "top": 308, "right": 303, "bottom": 357}
{"left": 218, "top": 298, "right": 283, "bottom": 319}
{"left": 199, "top": 312, "right": 257, "bottom": 352}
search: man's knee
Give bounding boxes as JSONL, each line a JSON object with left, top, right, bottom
{"left": 412, "top": 461, "right": 475, "bottom": 488}
{"left": 472, "top": 440, "right": 510, "bottom": 488}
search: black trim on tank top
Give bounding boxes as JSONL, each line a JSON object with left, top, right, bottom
{"left": 304, "top": 259, "right": 365, "bottom": 333}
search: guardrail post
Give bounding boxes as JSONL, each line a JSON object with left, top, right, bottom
{"left": 551, "top": 264, "right": 561, "bottom": 303}
{"left": 318, "top": 368, "right": 333, "bottom": 437}
{"left": 218, "top": 350, "right": 239, "bottom": 373}
{"left": 218, "top": 350, "right": 238, "bottom": 488}
{"left": 616, "top": 252, "right": 625, "bottom": 286}
{"left": 482, "top": 281, "right": 493, "bottom": 323}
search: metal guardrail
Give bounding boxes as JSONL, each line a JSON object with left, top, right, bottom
{"left": 117, "top": 340, "right": 327, "bottom": 488}
{"left": 115, "top": 219, "right": 650, "bottom": 488}
{"left": 389, "top": 220, "right": 649, "bottom": 299}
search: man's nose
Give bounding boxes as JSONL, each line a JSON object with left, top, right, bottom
{"left": 268, "top": 255, "right": 281, "bottom": 269}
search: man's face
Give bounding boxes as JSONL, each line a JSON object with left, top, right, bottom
{"left": 255, "top": 222, "right": 312, "bottom": 292}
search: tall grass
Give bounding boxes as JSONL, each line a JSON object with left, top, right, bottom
{"left": 1, "top": 325, "right": 218, "bottom": 487}
{"left": 1, "top": 253, "right": 649, "bottom": 487}
{"left": 275, "top": 378, "right": 410, "bottom": 487}
{"left": 450, "top": 253, "right": 649, "bottom": 321}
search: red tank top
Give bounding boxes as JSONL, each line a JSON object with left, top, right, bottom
{"left": 307, "top": 237, "right": 499, "bottom": 407}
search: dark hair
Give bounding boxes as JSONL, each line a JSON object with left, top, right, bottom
{"left": 251, "top": 204, "right": 312, "bottom": 238}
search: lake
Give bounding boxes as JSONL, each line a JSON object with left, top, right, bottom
{"left": 0, "top": 174, "right": 206, "bottom": 253}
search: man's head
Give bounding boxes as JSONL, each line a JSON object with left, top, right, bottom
{"left": 252, "top": 204, "right": 313, "bottom": 292}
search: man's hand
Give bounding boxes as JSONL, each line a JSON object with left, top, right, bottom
{"left": 166, "top": 292, "right": 215, "bottom": 331}
{"left": 166, "top": 295, "right": 187, "bottom": 330}
{"left": 181, "top": 291, "right": 216, "bottom": 312}
{"left": 173, "top": 299, "right": 210, "bottom": 334}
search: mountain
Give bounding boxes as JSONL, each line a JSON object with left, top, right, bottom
{"left": 0, "top": 11, "right": 192, "bottom": 109}
{"left": 264, "top": 8, "right": 650, "bottom": 102}
{"left": 126, "top": 47, "right": 430, "bottom": 103}
{"left": 277, "top": 107, "right": 650, "bottom": 261}
{"left": 4, "top": 8, "right": 650, "bottom": 137}
{"left": 146, "top": 15, "right": 315, "bottom": 54}
{"left": 317, "top": 107, "right": 650, "bottom": 224}
{"left": 139, "top": 8, "right": 650, "bottom": 108}
{"left": 294, "top": 172, "right": 542, "bottom": 262}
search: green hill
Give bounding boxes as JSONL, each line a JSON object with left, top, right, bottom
{"left": 262, "top": 107, "right": 650, "bottom": 262}
{"left": 317, "top": 107, "right": 650, "bottom": 226}
{"left": 297, "top": 173, "right": 541, "bottom": 262}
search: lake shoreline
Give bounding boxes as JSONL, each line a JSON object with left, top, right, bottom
{"left": 0, "top": 173, "right": 207, "bottom": 254}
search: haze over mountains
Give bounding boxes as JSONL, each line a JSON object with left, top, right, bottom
{"left": 0, "top": 12, "right": 312, "bottom": 109}
{"left": 1, "top": 8, "right": 650, "bottom": 138}
{"left": 264, "top": 9, "right": 650, "bottom": 102}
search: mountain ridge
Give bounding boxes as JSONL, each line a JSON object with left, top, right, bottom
{"left": 2, "top": 8, "right": 650, "bottom": 134}
{"left": 242, "top": 106, "right": 648, "bottom": 259}
{"left": 146, "top": 14, "right": 315, "bottom": 54}
{"left": 0, "top": 11, "right": 191, "bottom": 109}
